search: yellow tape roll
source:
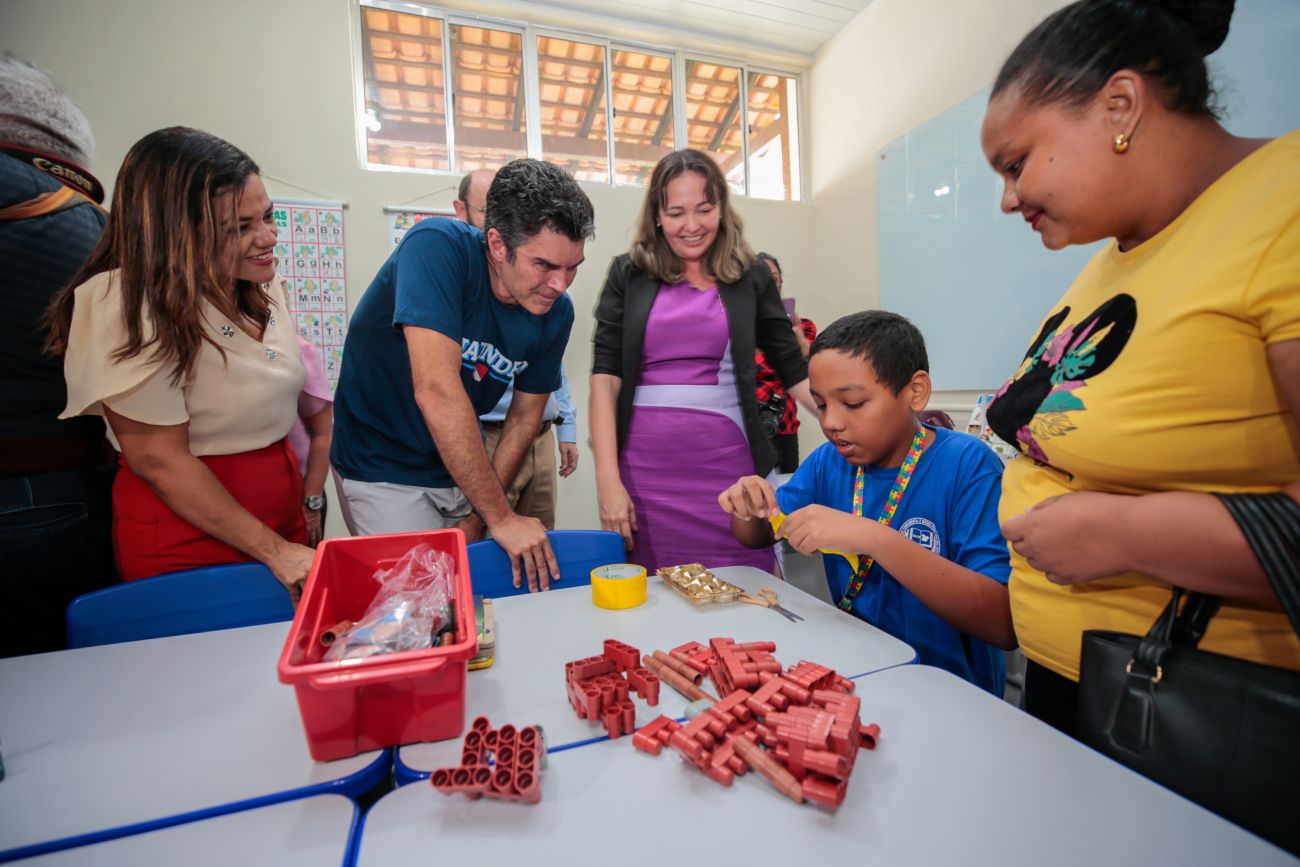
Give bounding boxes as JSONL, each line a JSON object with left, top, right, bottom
{"left": 590, "top": 563, "right": 648, "bottom": 610}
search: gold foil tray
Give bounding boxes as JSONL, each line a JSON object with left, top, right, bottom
{"left": 656, "top": 563, "right": 742, "bottom": 605}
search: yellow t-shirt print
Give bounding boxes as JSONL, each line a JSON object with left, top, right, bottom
{"left": 988, "top": 293, "right": 1137, "bottom": 468}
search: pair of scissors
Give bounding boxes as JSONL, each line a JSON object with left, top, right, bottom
{"left": 738, "top": 587, "right": 804, "bottom": 622}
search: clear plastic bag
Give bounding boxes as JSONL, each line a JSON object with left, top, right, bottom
{"left": 324, "top": 543, "right": 456, "bottom": 661}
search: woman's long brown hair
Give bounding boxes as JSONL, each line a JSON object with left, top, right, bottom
{"left": 45, "top": 126, "right": 271, "bottom": 384}
{"left": 629, "top": 148, "right": 754, "bottom": 285}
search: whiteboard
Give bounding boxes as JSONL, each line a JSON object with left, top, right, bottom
{"left": 878, "top": 0, "right": 1300, "bottom": 391}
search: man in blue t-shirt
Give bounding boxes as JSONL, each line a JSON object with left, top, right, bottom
{"left": 331, "top": 159, "right": 594, "bottom": 591}
{"left": 719, "top": 311, "right": 1015, "bottom": 694}
{"left": 458, "top": 168, "right": 580, "bottom": 532}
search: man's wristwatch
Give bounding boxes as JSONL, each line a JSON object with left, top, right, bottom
{"left": 303, "top": 495, "right": 325, "bottom": 511}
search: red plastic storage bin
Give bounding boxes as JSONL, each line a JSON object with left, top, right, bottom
{"left": 277, "top": 530, "right": 476, "bottom": 761}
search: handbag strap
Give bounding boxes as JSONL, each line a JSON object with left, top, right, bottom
{"left": 1130, "top": 588, "right": 1181, "bottom": 682}
{"left": 1125, "top": 491, "right": 1298, "bottom": 686}
{"left": 1171, "top": 592, "right": 1220, "bottom": 645}
{"left": 1129, "top": 589, "right": 1221, "bottom": 684}
{"left": 1216, "top": 492, "right": 1300, "bottom": 636}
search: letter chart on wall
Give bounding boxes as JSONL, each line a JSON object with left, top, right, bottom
{"left": 273, "top": 198, "right": 348, "bottom": 390}
{"left": 386, "top": 206, "right": 455, "bottom": 252}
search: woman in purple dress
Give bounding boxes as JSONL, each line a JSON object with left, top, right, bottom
{"left": 590, "top": 150, "right": 813, "bottom": 573}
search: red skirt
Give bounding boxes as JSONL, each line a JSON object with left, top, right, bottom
{"left": 113, "top": 439, "right": 307, "bottom": 582}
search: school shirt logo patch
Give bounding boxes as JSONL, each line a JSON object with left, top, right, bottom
{"left": 460, "top": 338, "right": 527, "bottom": 384}
{"left": 898, "top": 517, "right": 940, "bottom": 554}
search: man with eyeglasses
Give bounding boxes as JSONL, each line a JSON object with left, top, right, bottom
{"left": 453, "top": 168, "right": 491, "bottom": 227}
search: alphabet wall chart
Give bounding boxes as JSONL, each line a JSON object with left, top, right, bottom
{"left": 386, "top": 206, "right": 455, "bottom": 251}
{"left": 273, "top": 198, "right": 347, "bottom": 390}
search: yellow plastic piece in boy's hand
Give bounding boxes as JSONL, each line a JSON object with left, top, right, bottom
{"left": 768, "top": 511, "right": 860, "bottom": 572}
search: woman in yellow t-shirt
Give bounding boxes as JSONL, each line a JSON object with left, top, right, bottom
{"left": 980, "top": 0, "right": 1300, "bottom": 734}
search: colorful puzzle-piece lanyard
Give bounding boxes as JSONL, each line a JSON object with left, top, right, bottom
{"left": 837, "top": 422, "right": 927, "bottom": 611}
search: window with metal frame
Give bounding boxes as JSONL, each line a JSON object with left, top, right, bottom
{"left": 358, "top": 5, "right": 450, "bottom": 171}
{"left": 682, "top": 59, "right": 745, "bottom": 195}
{"left": 536, "top": 35, "right": 610, "bottom": 183}
{"left": 353, "top": 1, "right": 804, "bottom": 201}
{"left": 746, "top": 70, "right": 800, "bottom": 201}
{"left": 449, "top": 22, "right": 528, "bottom": 171}
{"left": 610, "top": 48, "right": 675, "bottom": 187}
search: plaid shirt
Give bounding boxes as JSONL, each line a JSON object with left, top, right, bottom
{"left": 754, "top": 318, "right": 817, "bottom": 435}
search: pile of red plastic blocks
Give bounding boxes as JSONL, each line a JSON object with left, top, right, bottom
{"left": 430, "top": 716, "right": 546, "bottom": 804}
{"left": 564, "top": 639, "right": 661, "bottom": 739}
{"left": 633, "top": 638, "right": 881, "bottom": 810}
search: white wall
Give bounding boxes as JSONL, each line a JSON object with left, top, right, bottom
{"left": 1, "top": 0, "right": 817, "bottom": 537}
{"left": 804, "top": 0, "right": 1071, "bottom": 436}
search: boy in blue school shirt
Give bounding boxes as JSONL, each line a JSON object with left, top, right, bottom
{"left": 719, "top": 311, "right": 1015, "bottom": 694}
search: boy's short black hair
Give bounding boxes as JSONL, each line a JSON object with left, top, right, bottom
{"left": 809, "top": 310, "right": 928, "bottom": 394}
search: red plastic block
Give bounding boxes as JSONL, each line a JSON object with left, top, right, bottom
{"left": 603, "top": 703, "right": 623, "bottom": 739}
{"left": 671, "top": 641, "right": 716, "bottom": 673}
{"left": 632, "top": 715, "right": 674, "bottom": 755}
{"left": 620, "top": 699, "right": 636, "bottom": 733}
{"left": 570, "top": 656, "right": 616, "bottom": 681}
{"left": 626, "top": 666, "right": 661, "bottom": 706}
{"left": 603, "top": 639, "right": 641, "bottom": 673}
{"left": 801, "top": 775, "right": 848, "bottom": 808}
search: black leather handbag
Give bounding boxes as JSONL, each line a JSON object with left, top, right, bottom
{"left": 1077, "top": 492, "right": 1300, "bottom": 854}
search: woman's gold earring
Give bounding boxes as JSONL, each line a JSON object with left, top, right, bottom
{"left": 1113, "top": 133, "right": 1130, "bottom": 154}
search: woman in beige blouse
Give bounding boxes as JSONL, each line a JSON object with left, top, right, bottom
{"left": 46, "top": 127, "right": 314, "bottom": 600}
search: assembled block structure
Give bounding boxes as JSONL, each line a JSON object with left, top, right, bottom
{"left": 634, "top": 637, "right": 881, "bottom": 810}
{"left": 564, "top": 639, "right": 660, "bottom": 739}
{"left": 430, "top": 716, "right": 546, "bottom": 804}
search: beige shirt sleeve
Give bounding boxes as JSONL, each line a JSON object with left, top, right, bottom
{"left": 61, "top": 269, "right": 189, "bottom": 428}
{"left": 101, "top": 366, "right": 189, "bottom": 427}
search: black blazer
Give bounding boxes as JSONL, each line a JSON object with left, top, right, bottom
{"left": 590, "top": 254, "right": 809, "bottom": 478}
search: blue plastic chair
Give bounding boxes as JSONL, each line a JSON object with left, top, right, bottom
{"left": 467, "top": 529, "right": 625, "bottom": 597}
{"left": 66, "top": 562, "right": 294, "bottom": 648}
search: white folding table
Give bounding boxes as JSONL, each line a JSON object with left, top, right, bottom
{"left": 8, "top": 794, "right": 357, "bottom": 867}
{"left": 394, "top": 565, "right": 915, "bottom": 781}
{"left": 362, "top": 665, "right": 1292, "bottom": 866}
{"left": 0, "top": 624, "right": 387, "bottom": 861}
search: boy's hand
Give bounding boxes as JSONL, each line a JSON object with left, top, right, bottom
{"left": 779, "top": 505, "right": 875, "bottom": 557}
{"left": 718, "top": 475, "right": 778, "bottom": 520}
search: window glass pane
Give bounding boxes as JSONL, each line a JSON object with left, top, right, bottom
{"left": 536, "top": 37, "right": 608, "bottom": 183}
{"left": 747, "top": 71, "right": 800, "bottom": 201}
{"left": 359, "top": 6, "right": 449, "bottom": 171}
{"left": 610, "top": 49, "right": 674, "bottom": 186}
{"left": 449, "top": 24, "right": 527, "bottom": 171}
{"left": 684, "top": 61, "right": 744, "bottom": 194}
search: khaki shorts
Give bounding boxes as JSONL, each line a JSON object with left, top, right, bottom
{"left": 332, "top": 468, "right": 472, "bottom": 536}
